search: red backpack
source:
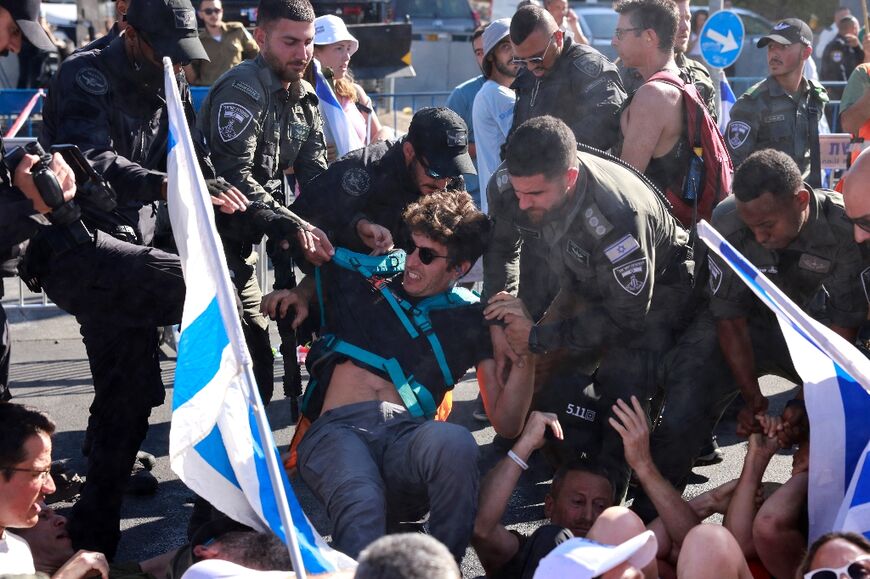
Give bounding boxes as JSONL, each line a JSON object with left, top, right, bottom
{"left": 648, "top": 70, "right": 734, "bottom": 228}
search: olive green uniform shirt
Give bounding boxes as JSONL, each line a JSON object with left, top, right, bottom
{"left": 708, "top": 190, "right": 868, "bottom": 328}
{"left": 191, "top": 21, "right": 259, "bottom": 86}
{"left": 724, "top": 76, "right": 828, "bottom": 180}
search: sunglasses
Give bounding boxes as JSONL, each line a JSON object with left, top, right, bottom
{"left": 511, "top": 33, "right": 555, "bottom": 67}
{"left": 202, "top": 7, "right": 223, "bottom": 15}
{"left": 805, "top": 556, "right": 870, "bottom": 579}
{"left": 417, "top": 155, "right": 444, "bottom": 180}
{"left": 404, "top": 240, "right": 448, "bottom": 265}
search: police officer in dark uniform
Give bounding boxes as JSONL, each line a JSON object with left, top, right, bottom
{"left": 725, "top": 19, "right": 827, "bottom": 187}
{"left": 37, "top": 0, "right": 246, "bottom": 558}
{"left": 508, "top": 5, "right": 625, "bottom": 151}
{"left": 645, "top": 149, "right": 868, "bottom": 517}
{"left": 0, "top": 0, "right": 75, "bottom": 403}
{"left": 198, "top": 0, "right": 331, "bottom": 409}
{"left": 499, "top": 5, "right": 627, "bottom": 329}
{"left": 484, "top": 116, "right": 695, "bottom": 499}
{"left": 619, "top": 0, "right": 718, "bottom": 121}
{"left": 292, "top": 107, "right": 475, "bottom": 256}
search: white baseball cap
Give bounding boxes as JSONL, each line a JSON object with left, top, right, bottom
{"left": 532, "top": 531, "right": 657, "bottom": 579}
{"left": 314, "top": 14, "right": 359, "bottom": 55}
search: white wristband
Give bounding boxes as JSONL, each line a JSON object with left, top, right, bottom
{"left": 507, "top": 450, "right": 529, "bottom": 471}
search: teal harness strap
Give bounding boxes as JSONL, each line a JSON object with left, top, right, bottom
{"left": 395, "top": 287, "right": 480, "bottom": 387}
{"left": 306, "top": 249, "right": 477, "bottom": 418}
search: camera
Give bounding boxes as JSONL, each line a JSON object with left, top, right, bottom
{"left": 4, "top": 141, "right": 117, "bottom": 225}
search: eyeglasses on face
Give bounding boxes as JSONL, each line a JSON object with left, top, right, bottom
{"left": 511, "top": 33, "right": 555, "bottom": 67}
{"left": 804, "top": 556, "right": 870, "bottom": 579}
{"left": 202, "top": 8, "right": 223, "bottom": 15}
{"left": 613, "top": 27, "right": 643, "bottom": 40}
{"left": 4, "top": 466, "right": 52, "bottom": 484}
{"left": 404, "top": 240, "right": 449, "bottom": 265}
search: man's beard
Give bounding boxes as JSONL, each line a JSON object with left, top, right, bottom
{"left": 494, "top": 57, "right": 517, "bottom": 78}
{"left": 263, "top": 49, "right": 307, "bottom": 83}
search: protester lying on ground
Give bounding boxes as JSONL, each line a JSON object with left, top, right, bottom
{"left": 473, "top": 402, "right": 737, "bottom": 578}
{"left": 0, "top": 403, "right": 108, "bottom": 579}
{"left": 532, "top": 512, "right": 657, "bottom": 579}
{"left": 13, "top": 503, "right": 175, "bottom": 579}
{"left": 353, "top": 533, "right": 460, "bottom": 579}
{"left": 263, "top": 189, "right": 534, "bottom": 561}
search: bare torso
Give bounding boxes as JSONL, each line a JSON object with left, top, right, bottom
{"left": 320, "top": 360, "right": 404, "bottom": 413}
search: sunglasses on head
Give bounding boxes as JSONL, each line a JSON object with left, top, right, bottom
{"left": 805, "top": 556, "right": 870, "bottom": 579}
{"left": 202, "top": 7, "right": 223, "bottom": 15}
{"left": 404, "top": 240, "right": 448, "bottom": 265}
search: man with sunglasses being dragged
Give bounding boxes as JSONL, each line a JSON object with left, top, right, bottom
{"left": 261, "top": 189, "right": 536, "bottom": 562}
{"left": 292, "top": 107, "right": 474, "bottom": 258}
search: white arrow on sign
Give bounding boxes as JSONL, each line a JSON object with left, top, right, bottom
{"left": 706, "top": 28, "right": 739, "bottom": 52}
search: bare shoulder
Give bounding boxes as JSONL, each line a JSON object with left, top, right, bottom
{"left": 634, "top": 80, "right": 683, "bottom": 107}
{"left": 354, "top": 83, "right": 372, "bottom": 106}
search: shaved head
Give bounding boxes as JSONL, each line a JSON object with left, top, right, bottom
{"left": 842, "top": 150, "right": 870, "bottom": 244}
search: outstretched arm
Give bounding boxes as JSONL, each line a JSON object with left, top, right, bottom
{"left": 473, "top": 411, "right": 563, "bottom": 575}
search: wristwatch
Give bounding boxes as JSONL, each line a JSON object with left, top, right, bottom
{"left": 528, "top": 324, "right": 547, "bottom": 355}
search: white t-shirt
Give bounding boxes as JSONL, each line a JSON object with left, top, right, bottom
{"left": 0, "top": 530, "right": 36, "bottom": 575}
{"left": 472, "top": 79, "right": 516, "bottom": 213}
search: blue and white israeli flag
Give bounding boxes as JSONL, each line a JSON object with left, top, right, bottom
{"left": 718, "top": 71, "right": 736, "bottom": 135}
{"left": 699, "top": 220, "right": 870, "bottom": 542}
{"left": 162, "top": 59, "right": 356, "bottom": 573}
{"left": 313, "top": 58, "right": 364, "bottom": 158}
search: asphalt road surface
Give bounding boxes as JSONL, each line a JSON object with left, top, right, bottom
{"left": 4, "top": 283, "right": 795, "bottom": 577}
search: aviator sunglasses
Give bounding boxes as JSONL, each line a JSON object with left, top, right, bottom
{"left": 201, "top": 7, "right": 223, "bottom": 15}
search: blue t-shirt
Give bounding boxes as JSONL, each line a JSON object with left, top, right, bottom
{"left": 446, "top": 75, "right": 486, "bottom": 207}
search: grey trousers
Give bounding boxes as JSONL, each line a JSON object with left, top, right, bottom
{"left": 297, "top": 400, "right": 479, "bottom": 561}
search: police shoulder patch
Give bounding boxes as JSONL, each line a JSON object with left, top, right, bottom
{"left": 603, "top": 234, "right": 640, "bottom": 264}
{"left": 708, "top": 255, "right": 723, "bottom": 294}
{"left": 832, "top": 50, "right": 843, "bottom": 63}
{"left": 727, "top": 121, "right": 751, "bottom": 149}
{"left": 341, "top": 167, "right": 371, "bottom": 197}
{"left": 75, "top": 67, "right": 108, "bottom": 95}
{"left": 217, "top": 102, "right": 254, "bottom": 142}
{"left": 232, "top": 80, "right": 261, "bottom": 101}
{"left": 574, "top": 55, "right": 602, "bottom": 78}
{"left": 613, "top": 257, "right": 648, "bottom": 296}
{"left": 290, "top": 121, "right": 310, "bottom": 141}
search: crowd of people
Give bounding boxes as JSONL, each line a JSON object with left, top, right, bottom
{"left": 3, "top": 0, "right": 870, "bottom": 577}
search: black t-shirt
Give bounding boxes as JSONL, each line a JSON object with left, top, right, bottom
{"left": 493, "top": 525, "right": 574, "bottom": 579}
{"left": 304, "top": 255, "right": 493, "bottom": 419}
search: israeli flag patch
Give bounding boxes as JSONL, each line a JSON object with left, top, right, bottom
{"left": 603, "top": 234, "right": 640, "bottom": 264}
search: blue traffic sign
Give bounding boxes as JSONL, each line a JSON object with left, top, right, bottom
{"left": 700, "top": 10, "right": 745, "bottom": 69}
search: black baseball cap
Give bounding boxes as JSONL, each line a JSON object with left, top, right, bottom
{"left": 127, "top": 0, "right": 209, "bottom": 63}
{"left": 407, "top": 107, "right": 476, "bottom": 177}
{"left": 1, "top": 0, "right": 56, "bottom": 52}
{"left": 757, "top": 18, "right": 813, "bottom": 48}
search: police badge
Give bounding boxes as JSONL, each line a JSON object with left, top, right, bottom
{"left": 217, "top": 103, "right": 254, "bottom": 143}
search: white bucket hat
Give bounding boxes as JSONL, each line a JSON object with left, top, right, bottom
{"left": 314, "top": 14, "right": 359, "bottom": 55}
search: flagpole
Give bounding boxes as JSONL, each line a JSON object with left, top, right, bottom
{"left": 240, "top": 365, "right": 309, "bottom": 579}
